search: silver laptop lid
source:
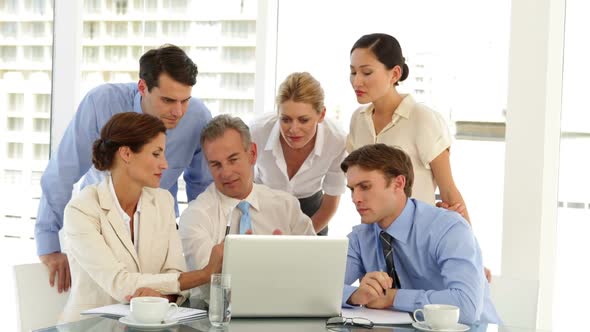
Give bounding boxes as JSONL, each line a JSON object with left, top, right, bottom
{"left": 222, "top": 235, "right": 348, "bottom": 318}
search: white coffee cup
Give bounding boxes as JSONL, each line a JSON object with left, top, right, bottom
{"left": 413, "top": 304, "right": 460, "bottom": 330}
{"left": 130, "top": 296, "right": 178, "bottom": 324}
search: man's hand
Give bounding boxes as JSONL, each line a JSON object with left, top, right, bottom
{"left": 367, "top": 288, "right": 397, "bottom": 309}
{"left": 125, "top": 287, "right": 162, "bottom": 302}
{"left": 39, "top": 252, "right": 71, "bottom": 293}
{"left": 205, "top": 242, "right": 224, "bottom": 275}
{"left": 436, "top": 201, "right": 467, "bottom": 219}
{"left": 484, "top": 267, "right": 492, "bottom": 283}
{"left": 348, "top": 272, "right": 392, "bottom": 306}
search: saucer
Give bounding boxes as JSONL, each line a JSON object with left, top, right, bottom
{"left": 119, "top": 315, "right": 179, "bottom": 330}
{"left": 412, "top": 321, "right": 470, "bottom": 332}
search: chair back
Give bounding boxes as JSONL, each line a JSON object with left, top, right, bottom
{"left": 12, "top": 263, "right": 69, "bottom": 331}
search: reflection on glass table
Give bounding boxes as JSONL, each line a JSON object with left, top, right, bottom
{"left": 33, "top": 316, "right": 525, "bottom": 332}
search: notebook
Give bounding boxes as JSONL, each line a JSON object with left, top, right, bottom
{"left": 82, "top": 304, "right": 206, "bottom": 323}
{"left": 222, "top": 234, "right": 348, "bottom": 317}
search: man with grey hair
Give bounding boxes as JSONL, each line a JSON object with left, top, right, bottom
{"left": 179, "top": 114, "right": 315, "bottom": 305}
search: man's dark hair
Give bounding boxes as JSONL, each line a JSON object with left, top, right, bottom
{"left": 139, "top": 44, "right": 198, "bottom": 91}
{"left": 341, "top": 144, "right": 414, "bottom": 197}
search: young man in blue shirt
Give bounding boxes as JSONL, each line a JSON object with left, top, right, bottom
{"left": 36, "top": 44, "right": 213, "bottom": 293}
{"left": 341, "top": 144, "right": 500, "bottom": 324}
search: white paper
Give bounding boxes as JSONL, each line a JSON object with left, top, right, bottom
{"left": 82, "top": 303, "right": 207, "bottom": 322}
{"left": 341, "top": 307, "right": 414, "bottom": 325}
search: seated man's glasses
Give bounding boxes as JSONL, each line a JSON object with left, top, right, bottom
{"left": 326, "top": 316, "right": 374, "bottom": 329}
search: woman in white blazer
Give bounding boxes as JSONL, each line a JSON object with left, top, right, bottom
{"left": 60, "top": 112, "right": 223, "bottom": 322}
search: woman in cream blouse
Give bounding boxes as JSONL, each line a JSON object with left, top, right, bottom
{"left": 250, "top": 72, "right": 347, "bottom": 235}
{"left": 347, "top": 33, "right": 470, "bottom": 222}
{"left": 60, "top": 112, "right": 223, "bottom": 322}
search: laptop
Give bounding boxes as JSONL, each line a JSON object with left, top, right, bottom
{"left": 222, "top": 234, "right": 348, "bottom": 318}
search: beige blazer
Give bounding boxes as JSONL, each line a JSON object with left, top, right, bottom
{"left": 60, "top": 179, "right": 188, "bottom": 323}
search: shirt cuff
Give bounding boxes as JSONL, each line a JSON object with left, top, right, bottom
{"left": 35, "top": 231, "right": 62, "bottom": 256}
{"left": 341, "top": 285, "right": 359, "bottom": 308}
{"left": 393, "top": 289, "right": 422, "bottom": 313}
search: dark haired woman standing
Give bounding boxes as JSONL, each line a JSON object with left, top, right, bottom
{"left": 347, "top": 33, "right": 470, "bottom": 222}
{"left": 60, "top": 112, "right": 223, "bottom": 322}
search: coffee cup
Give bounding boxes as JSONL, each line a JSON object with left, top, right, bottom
{"left": 130, "top": 296, "right": 178, "bottom": 324}
{"left": 413, "top": 304, "right": 460, "bottom": 330}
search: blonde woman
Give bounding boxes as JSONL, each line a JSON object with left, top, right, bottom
{"left": 250, "top": 72, "right": 347, "bottom": 235}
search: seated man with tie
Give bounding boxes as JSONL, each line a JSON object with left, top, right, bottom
{"left": 340, "top": 144, "right": 500, "bottom": 324}
{"left": 179, "top": 114, "right": 315, "bottom": 306}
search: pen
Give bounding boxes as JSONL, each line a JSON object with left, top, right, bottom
{"left": 224, "top": 207, "right": 234, "bottom": 237}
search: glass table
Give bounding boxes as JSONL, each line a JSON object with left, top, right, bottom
{"left": 34, "top": 316, "right": 520, "bottom": 332}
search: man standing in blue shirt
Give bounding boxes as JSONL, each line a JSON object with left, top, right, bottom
{"left": 35, "top": 44, "right": 213, "bottom": 294}
{"left": 341, "top": 144, "right": 500, "bottom": 324}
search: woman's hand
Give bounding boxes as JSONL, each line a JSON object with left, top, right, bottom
{"left": 125, "top": 287, "right": 163, "bottom": 302}
{"left": 435, "top": 201, "right": 467, "bottom": 219}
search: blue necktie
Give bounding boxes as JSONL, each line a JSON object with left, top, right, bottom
{"left": 237, "top": 201, "right": 251, "bottom": 234}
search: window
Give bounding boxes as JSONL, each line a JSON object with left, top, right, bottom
{"left": 0, "top": 0, "right": 18, "bottom": 14}
{"left": 106, "top": 22, "right": 128, "bottom": 38}
{"left": 30, "top": 170, "right": 43, "bottom": 186}
{"left": 7, "top": 93, "right": 24, "bottom": 112}
{"left": 83, "top": 46, "right": 100, "bottom": 64}
{"left": 84, "top": 21, "right": 99, "bottom": 39}
{"left": 114, "top": 0, "right": 127, "bottom": 15}
{"left": 0, "top": 46, "right": 17, "bottom": 63}
{"left": 554, "top": 0, "right": 590, "bottom": 329}
{"left": 0, "top": 22, "right": 17, "bottom": 38}
{"left": 6, "top": 142, "right": 24, "bottom": 159}
{"left": 3, "top": 170, "right": 23, "bottom": 184}
{"left": 27, "top": 0, "right": 47, "bottom": 15}
{"left": 104, "top": 46, "right": 127, "bottom": 62}
{"left": 84, "top": 0, "right": 101, "bottom": 14}
{"left": 276, "top": 0, "right": 510, "bottom": 274}
{"left": 33, "top": 118, "right": 50, "bottom": 133}
{"left": 24, "top": 46, "right": 46, "bottom": 63}
{"left": 34, "top": 94, "right": 51, "bottom": 113}
{"left": 33, "top": 143, "right": 49, "bottom": 160}
{"left": 6, "top": 117, "right": 24, "bottom": 131}
{"left": 162, "top": 21, "right": 190, "bottom": 36}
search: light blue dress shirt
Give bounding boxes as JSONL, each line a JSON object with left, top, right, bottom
{"left": 342, "top": 198, "right": 501, "bottom": 325}
{"left": 35, "top": 83, "right": 213, "bottom": 256}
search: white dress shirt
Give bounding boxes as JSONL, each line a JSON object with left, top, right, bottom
{"left": 250, "top": 113, "right": 347, "bottom": 198}
{"left": 107, "top": 175, "right": 141, "bottom": 252}
{"left": 346, "top": 95, "right": 451, "bottom": 205}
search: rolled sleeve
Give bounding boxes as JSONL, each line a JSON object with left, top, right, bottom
{"left": 417, "top": 111, "right": 452, "bottom": 168}
{"left": 321, "top": 149, "right": 347, "bottom": 196}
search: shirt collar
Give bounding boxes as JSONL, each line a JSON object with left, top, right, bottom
{"left": 360, "top": 94, "right": 415, "bottom": 121}
{"left": 216, "top": 183, "right": 260, "bottom": 213}
{"left": 313, "top": 122, "right": 325, "bottom": 157}
{"left": 107, "top": 174, "right": 142, "bottom": 222}
{"left": 265, "top": 118, "right": 281, "bottom": 152}
{"left": 380, "top": 198, "right": 415, "bottom": 244}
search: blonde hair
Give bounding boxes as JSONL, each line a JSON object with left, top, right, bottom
{"left": 276, "top": 72, "right": 325, "bottom": 114}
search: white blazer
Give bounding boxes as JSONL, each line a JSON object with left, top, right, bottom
{"left": 60, "top": 179, "right": 188, "bottom": 323}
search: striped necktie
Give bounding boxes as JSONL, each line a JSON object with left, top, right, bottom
{"left": 237, "top": 201, "right": 251, "bottom": 234}
{"left": 379, "top": 231, "right": 401, "bottom": 288}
